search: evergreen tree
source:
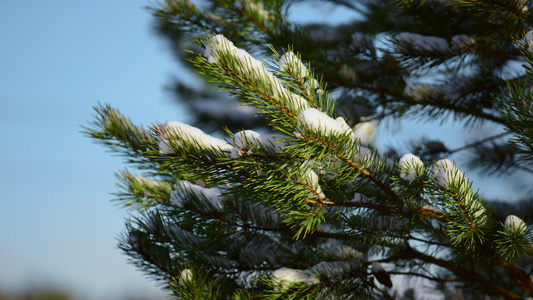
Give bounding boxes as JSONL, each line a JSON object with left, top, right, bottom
{"left": 86, "top": 0, "right": 533, "bottom": 298}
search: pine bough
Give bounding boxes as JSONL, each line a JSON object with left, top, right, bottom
{"left": 86, "top": 28, "right": 533, "bottom": 299}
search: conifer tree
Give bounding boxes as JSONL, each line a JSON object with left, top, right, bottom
{"left": 86, "top": 0, "right": 533, "bottom": 298}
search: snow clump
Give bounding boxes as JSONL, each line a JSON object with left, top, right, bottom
{"left": 432, "top": 159, "right": 487, "bottom": 224}
{"left": 398, "top": 153, "right": 424, "bottom": 182}
{"left": 301, "top": 166, "right": 326, "bottom": 199}
{"left": 235, "top": 0, "right": 269, "bottom": 20}
{"left": 279, "top": 51, "right": 308, "bottom": 78}
{"left": 504, "top": 215, "right": 527, "bottom": 234}
{"left": 181, "top": 269, "right": 193, "bottom": 282}
{"left": 157, "top": 121, "right": 232, "bottom": 154}
{"left": 204, "top": 34, "right": 282, "bottom": 94}
{"left": 204, "top": 34, "right": 310, "bottom": 115}
{"left": 304, "top": 79, "right": 319, "bottom": 91}
{"left": 432, "top": 159, "right": 464, "bottom": 189}
{"left": 353, "top": 121, "right": 376, "bottom": 145}
{"left": 272, "top": 267, "right": 319, "bottom": 291}
{"left": 231, "top": 130, "right": 286, "bottom": 155}
{"left": 526, "top": 30, "right": 533, "bottom": 52}
{"left": 295, "top": 108, "right": 352, "bottom": 138}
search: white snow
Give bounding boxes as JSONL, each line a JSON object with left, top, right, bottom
{"left": 232, "top": 130, "right": 262, "bottom": 149}
{"left": 473, "top": 205, "right": 487, "bottom": 225}
{"left": 353, "top": 121, "right": 376, "bottom": 145}
{"left": 181, "top": 269, "right": 193, "bottom": 282}
{"left": 301, "top": 166, "right": 325, "bottom": 199}
{"left": 526, "top": 30, "right": 533, "bottom": 52}
{"left": 304, "top": 79, "right": 319, "bottom": 92}
{"left": 398, "top": 153, "right": 424, "bottom": 183}
{"left": 286, "top": 93, "right": 312, "bottom": 114}
{"left": 432, "top": 159, "right": 463, "bottom": 188}
{"left": 204, "top": 34, "right": 235, "bottom": 64}
{"left": 515, "top": 0, "right": 529, "bottom": 13}
{"left": 505, "top": 215, "right": 527, "bottom": 234}
{"left": 279, "top": 51, "right": 308, "bottom": 78}
{"left": 405, "top": 77, "right": 470, "bottom": 102}
{"left": 235, "top": 0, "right": 269, "bottom": 21}
{"left": 170, "top": 180, "right": 224, "bottom": 210}
{"left": 158, "top": 121, "right": 232, "bottom": 154}
{"left": 272, "top": 267, "right": 319, "bottom": 291}
{"left": 204, "top": 35, "right": 271, "bottom": 84}
{"left": 204, "top": 34, "right": 310, "bottom": 116}
{"left": 432, "top": 160, "right": 487, "bottom": 224}
{"left": 295, "top": 108, "right": 352, "bottom": 138}
{"left": 232, "top": 130, "right": 286, "bottom": 154}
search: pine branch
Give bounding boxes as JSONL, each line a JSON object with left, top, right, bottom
{"left": 399, "top": 247, "right": 523, "bottom": 300}
{"left": 88, "top": 1, "right": 533, "bottom": 298}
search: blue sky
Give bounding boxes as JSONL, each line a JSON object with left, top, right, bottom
{"left": 0, "top": 1, "right": 183, "bottom": 299}
{"left": 1, "top": 1, "right": 530, "bottom": 299}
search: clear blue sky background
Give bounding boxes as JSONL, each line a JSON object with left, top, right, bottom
{"left": 0, "top": 1, "right": 184, "bottom": 299}
{"left": 1, "top": 1, "right": 530, "bottom": 300}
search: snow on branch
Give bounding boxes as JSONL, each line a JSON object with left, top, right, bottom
{"left": 300, "top": 163, "right": 326, "bottom": 200}
{"left": 231, "top": 130, "right": 288, "bottom": 155}
{"left": 279, "top": 51, "right": 309, "bottom": 79}
{"left": 294, "top": 108, "right": 376, "bottom": 147}
{"left": 157, "top": 121, "right": 232, "bottom": 154}
{"left": 235, "top": 0, "right": 271, "bottom": 23}
{"left": 432, "top": 159, "right": 487, "bottom": 226}
{"left": 504, "top": 215, "right": 527, "bottom": 235}
{"left": 272, "top": 267, "right": 319, "bottom": 291}
{"left": 432, "top": 159, "right": 463, "bottom": 189}
{"left": 295, "top": 108, "right": 352, "bottom": 138}
{"left": 203, "top": 34, "right": 311, "bottom": 116}
{"left": 398, "top": 153, "right": 424, "bottom": 183}
{"left": 525, "top": 30, "right": 533, "bottom": 52}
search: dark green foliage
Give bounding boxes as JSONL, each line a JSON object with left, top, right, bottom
{"left": 86, "top": 0, "right": 533, "bottom": 299}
